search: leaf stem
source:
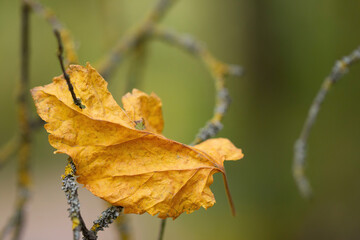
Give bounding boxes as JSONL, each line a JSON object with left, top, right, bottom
{"left": 147, "top": 22, "right": 243, "bottom": 240}
{"left": 222, "top": 174, "right": 236, "bottom": 216}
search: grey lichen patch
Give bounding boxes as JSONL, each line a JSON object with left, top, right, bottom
{"left": 62, "top": 158, "right": 81, "bottom": 240}
{"left": 91, "top": 206, "right": 123, "bottom": 234}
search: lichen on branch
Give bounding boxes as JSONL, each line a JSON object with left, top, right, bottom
{"left": 293, "top": 46, "right": 360, "bottom": 198}
{"left": 62, "top": 159, "right": 81, "bottom": 240}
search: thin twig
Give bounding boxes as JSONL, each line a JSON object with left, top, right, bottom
{"left": 0, "top": 0, "right": 77, "bottom": 171}
{"left": 0, "top": 214, "right": 18, "bottom": 240}
{"left": 113, "top": 44, "right": 149, "bottom": 240}
{"left": 0, "top": 2, "right": 33, "bottom": 240}
{"left": 148, "top": 27, "right": 242, "bottom": 240}
{"left": 148, "top": 26, "right": 243, "bottom": 145}
{"left": 99, "top": 1, "right": 178, "bottom": 238}
{"left": 0, "top": 135, "right": 18, "bottom": 170}
{"left": 29, "top": 117, "right": 45, "bottom": 130}
{"left": 115, "top": 214, "right": 132, "bottom": 240}
{"left": 78, "top": 213, "right": 97, "bottom": 240}
{"left": 54, "top": 30, "right": 85, "bottom": 109}
{"left": 0, "top": 118, "right": 43, "bottom": 172}
{"left": 90, "top": 206, "right": 123, "bottom": 238}
{"left": 124, "top": 42, "right": 148, "bottom": 93}
{"left": 63, "top": 160, "right": 123, "bottom": 240}
{"left": 97, "top": 0, "right": 177, "bottom": 80}
{"left": 61, "top": 159, "right": 98, "bottom": 240}
{"left": 14, "top": 2, "right": 32, "bottom": 239}
{"left": 113, "top": 44, "right": 148, "bottom": 238}
{"left": 24, "top": 0, "right": 78, "bottom": 65}
{"left": 112, "top": 44, "right": 148, "bottom": 240}
{"left": 158, "top": 219, "right": 167, "bottom": 240}
{"left": 293, "top": 46, "right": 360, "bottom": 199}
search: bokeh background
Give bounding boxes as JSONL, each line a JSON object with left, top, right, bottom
{"left": 1, "top": 0, "right": 360, "bottom": 239}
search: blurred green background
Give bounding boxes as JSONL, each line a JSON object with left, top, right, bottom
{"left": 1, "top": 0, "right": 360, "bottom": 239}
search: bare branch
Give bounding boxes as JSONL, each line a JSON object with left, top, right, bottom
{"left": 293, "top": 46, "right": 360, "bottom": 199}
{"left": 0, "top": 118, "right": 43, "bottom": 172}
{"left": 25, "top": 0, "right": 78, "bottom": 65}
{"left": 158, "top": 219, "right": 167, "bottom": 240}
{"left": 61, "top": 159, "right": 100, "bottom": 240}
{"left": 90, "top": 206, "right": 123, "bottom": 237}
{"left": 0, "top": 2, "right": 243, "bottom": 240}
{"left": 2, "top": 2, "right": 73, "bottom": 172}
{"left": 124, "top": 43, "right": 148, "bottom": 94}
{"left": 62, "top": 160, "right": 124, "bottom": 240}
{"left": 54, "top": 30, "right": 85, "bottom": 109}
{"left": 0, "top": 135, "right": 18, "bottom": 171}
{"left": 0, "top": 2, "right": 33, "bottom": 240}
{"left": 30, "top": 117, "right": 45, "bottom": 130}
{"left": 62, "top": 159, "right": 81, "bottom": 240}
{"left": 114, "top": 44, "right": 149, "bottom": 240}
{"left": 115, "top": 214, "right": 132, "bottom": 240}
{"left": 147, "top": 26, "right": 242, "bottom": 240}
{"left": 14, "top": 2, "right": 32, "bottom": 239}
{"left": 99, "top": 1, "right": 178, "bottom": 237}
{"left": 97, "top": 0, "right": 177, "bottom": 80}
{"left": 148, "top": 26, "right": 243, "bottom": 145}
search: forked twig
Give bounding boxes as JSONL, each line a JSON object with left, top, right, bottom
{"left": 2, "top": 1, "right": 77, "bottom": 237}
{"left": 0, "top": 2, "right": 32, "bottom": 240}
{"left": 97, "top": 0, "right": 177, "bottom": 80}
{"left": 293, "top": 46, "right": 360, "bottom": 198}
{"left": 0, "top": 0, "right": 77, "bottom": 172}
{"left": 148, "top": 26, "right": 243, "bottom": 145}
{"left": 101, "top": 1, "right": 178, "bottom": 238}
{"left": 1, "top": 1, "right": 242, "bottom": 240}
{"left": 63, "top": 159, "right": 124, "bottom": 240}
{"left": 113, "top": 44, "right": 148, "bottom": 240}
{"left": 25, "top": 0, "right": 78, "bottom": 65}
{"left": 149, "top": 26, "right": 243, "bottom": 239}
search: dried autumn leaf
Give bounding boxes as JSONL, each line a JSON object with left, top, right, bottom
{"left": 31, "top": 63, "right": 244, "bottom": 219}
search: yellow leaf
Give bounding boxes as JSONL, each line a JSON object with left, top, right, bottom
{"left": 122, "top": 89, "right": 164, "bottom": 134}
{"left": 31, "top": 63, "right": 244, "bottom": 219}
